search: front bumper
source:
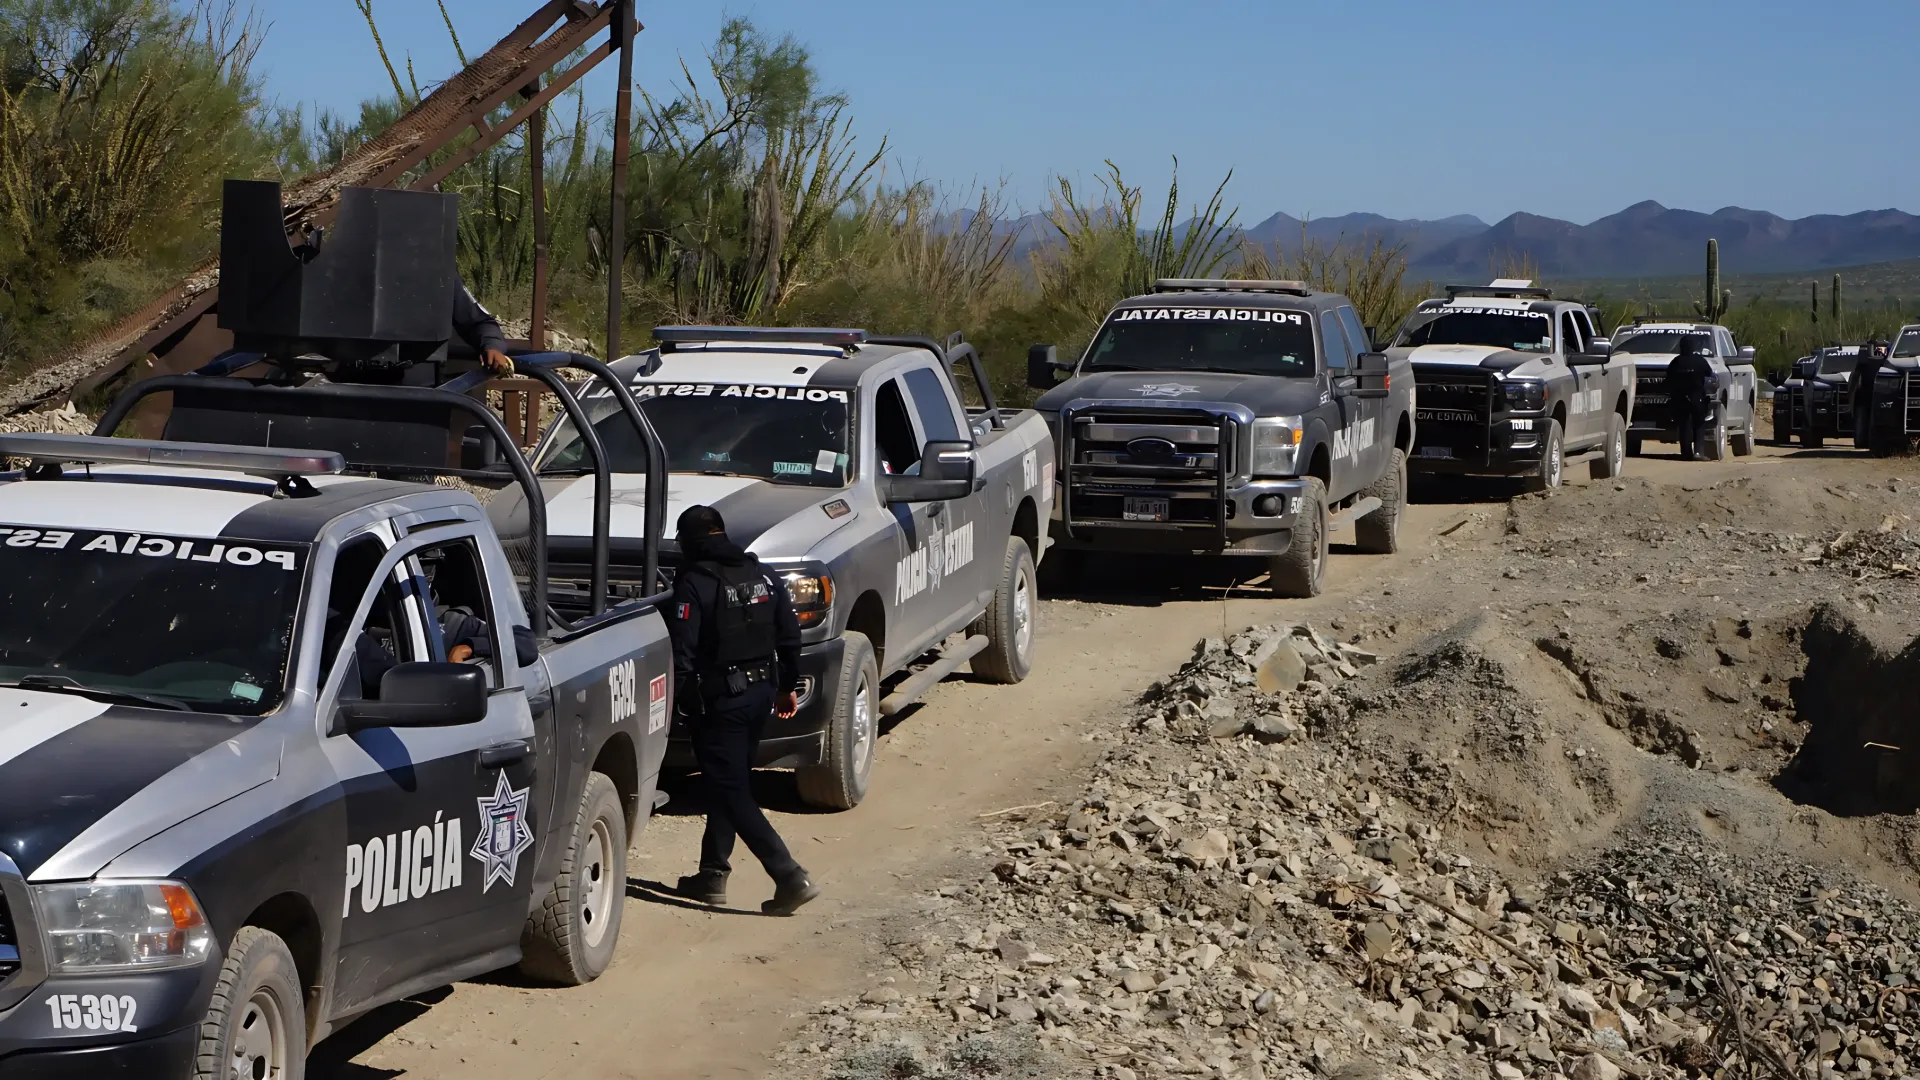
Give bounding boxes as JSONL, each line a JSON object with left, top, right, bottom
{"left": 666, "top": 634, "right": 846, "bottom": 770}
{"left": 1409, "top": 416, "right": 1548, "bottom": 476}
{"left": 1050, "top": 475, "right": 1307, "bottom": 555}
{"left": 0, "top": 966, "right": 212, "bottom": 1077}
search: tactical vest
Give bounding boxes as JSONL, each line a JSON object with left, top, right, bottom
{"left": 689, "top": 560, "right": 778, "bottom": 669}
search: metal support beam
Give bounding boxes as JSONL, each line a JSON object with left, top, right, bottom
{"left": 527, "top": 80, "right": 548, "bottom": 351}
{"left": 606, "top": 0, "right": 635, "bottom": 361}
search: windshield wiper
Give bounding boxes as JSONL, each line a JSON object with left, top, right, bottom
{"left": 4, "top": 675, "right": 191, "bottom": 712}
{"left": 699, "top": 470, "right": 764, "bottom": 480}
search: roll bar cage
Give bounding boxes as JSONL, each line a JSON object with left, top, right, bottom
{"left": 91, "top": 350, "right": 666, "bottom": 640}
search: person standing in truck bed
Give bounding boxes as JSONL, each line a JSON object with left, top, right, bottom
{"left": 668, "top": 504, "right": 821, "bottom": 916}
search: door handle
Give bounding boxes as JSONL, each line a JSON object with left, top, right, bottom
{"left": 479, "top": 740, "right": 532, "bottom": 768}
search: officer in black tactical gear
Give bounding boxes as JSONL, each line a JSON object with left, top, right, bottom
{"left": 1852, "top": 339, "right": 1891, "bottom": 447}
{"left": 668, "top": 504, "right": 820, "bottom": 915}
{"left": 1667, "top": 336, "right": 1715, "bottom": 460}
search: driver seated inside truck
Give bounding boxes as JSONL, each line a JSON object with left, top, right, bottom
{"left": 320, "top": 536, "right": 520, "bottom": 699}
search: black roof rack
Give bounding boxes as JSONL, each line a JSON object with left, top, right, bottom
{"left": 1151, "top": 278, "right": 1312, "bottom": 296}
{"left": 1629, "top": 315, "right": 1713, "bottom": 328}
{"left": 653, "top": 326, "right": 866, "bottom": 352}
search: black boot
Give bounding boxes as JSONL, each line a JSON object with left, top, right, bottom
{"left": 763, "top": 868, "right": 821, "bottom": 916}
{"left": 676, "top": 870, "right": 729, "bottom": 906}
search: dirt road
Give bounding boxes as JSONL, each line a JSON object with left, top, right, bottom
{"left": 312, "top": 440, "right": 1885, "bottom": 1079}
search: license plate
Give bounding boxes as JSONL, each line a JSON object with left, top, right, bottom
{"left": 1123, "top": 497, "right": 1170, "bottom": 522}
{"left": 1417, "top": 446, "right": 1454, "bottom": 460}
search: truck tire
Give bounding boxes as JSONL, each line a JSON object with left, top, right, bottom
{"left": 971, "top": 538, "right": 1036, "bottom": 684}
{"left": 1353, "top": 448, "right": 1405, "bottom": 555}
{"left": 521, "top": 771, "right": 627, "bottom": 985}
{"left": 1268, "top": 476, "right": 1327, "bottom": 598}
{"left": 1590, "top": 413, "right": 1628, "bottom": 479}
{"left": 1731, "top": 425, "right": 1755, "bottom": 457}
{"left": 1800, "top": 428, "right": 1824, "bottom": 449}
{"left": 193, "top": 927, "right": 305, "bottom": 1080}
{"left": 796, "top": 630, "right": 878, "bottom": 810}
{"left": 1522, "top": 418, "right": 1564, "bottom": 493}
{"left": 1701, "top": 420, "right": 1729, "bottom": 461}
{"left": 1626, "top": 434, "right": 1643, "bottom": 458}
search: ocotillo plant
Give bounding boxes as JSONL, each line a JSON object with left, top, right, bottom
{"left": 1831, "top": 273, "right": 1844, "bottom": 336}
{"left": 1811, "top": 281, "right": 1820, "bottom": 326}
{"left": 1693, "top": 238, "right": 1731, "bottom": 322}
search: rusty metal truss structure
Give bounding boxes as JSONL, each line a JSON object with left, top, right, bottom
{"left": 1, "top": 0, "right": 639, "bottom": 416}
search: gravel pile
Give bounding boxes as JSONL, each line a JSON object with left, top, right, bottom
{"left": 785, "top": 623, "right": 1920, "bottom": 1080}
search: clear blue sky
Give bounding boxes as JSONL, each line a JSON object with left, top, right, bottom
{"left": 255, "top": 0, "right": 1915, "bottom": 226}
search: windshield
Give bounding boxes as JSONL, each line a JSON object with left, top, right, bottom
{"left": 542, "top": 382, "right": 851, "bottom": 488}
{"left": 0, "top": 525, "right": 305, "bottom": 714}
{"left": 1817, "top": 351, "right": 1858, "bottom": 376}
{"left": 1083, "top": 308, "right": 1316, "bottom": 377}
{"left": 1614, "top": 329, "right": 1712, "bottom": 356}
{"left": 1397, "top": 306, "right": 1553, "bottom": 352}
{"left": 1894, "top": 329, "right": 1920, "bottom": 359}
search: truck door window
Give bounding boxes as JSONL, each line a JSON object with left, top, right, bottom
{"left": 874, "top": 379, "right": 923, "bottom": 475}
{"left": 413, "top": 540, "right": 502, "bottom": 685}
{"left": 1336, "top": 307, "right": 1371, "bottom": 357}
{"left": 901, "top": 367, "right": 966, "bottom": 445}
{"left": 1560, "top": 312, "right": 1585, "bottom": 355}
{"left": 1320, "top": 313, "right": 1351, "bottom": 373}
{"left": 322, "top": 539, "right": 422, "bottom": 703}
{"left": 1572, "top": 309, "right": 1598, "bottom": 349}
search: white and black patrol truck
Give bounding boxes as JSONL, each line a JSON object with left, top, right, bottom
{"left": 492, "top": 327, "right": 1055, "bottom": 811}
{"left": 1864, "top": 324, "right": 1920, "bottom": 456}
{"left": 1389, "top": 280, "right": 1634, "bottom": 489}
{"left": 1794, "top": 344, "right": 1866, "bottom": 448}
{"left": 0, "top": 177, "right": 674, "bottom": 1078}
{"left": 1026, "top": 278, "right": 1414, "bottom": 598}
{"left": 0, "top": 371, "right": 670, "bottom": 1077}
{"left": 1612, "top": 317, "right": 1758, "bottom": 459}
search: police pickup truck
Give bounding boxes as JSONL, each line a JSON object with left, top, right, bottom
{"left": 0, "top": 357, "right": 670, "bottom": 1077}
{"left": 1612, "top": 318, "right": 1758, "bottom": 460}
{"left": 1389, "top": 280, "right": 1633, "bottom": 489}
{"left": 493, "top": 327, "right": 1055, "bottom": 811}
{"left": 1794, "top": 344, "right": 1866, "bottom": 448}
{"left": 1864, "top": 324, "right": 1920, "bottom": 456}
{"left": 1026, "top": 278, "right": 1412, "bottom": 599}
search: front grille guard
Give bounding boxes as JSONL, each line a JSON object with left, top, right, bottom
{"left": 0, "top": 852, "right": 45, "bottom": 1011}
{"left": 1059, "top": 399, "right": 1252, "bottom": 538}
{"left": 1905, "top": 373, "right": 1920, "bottom": 435}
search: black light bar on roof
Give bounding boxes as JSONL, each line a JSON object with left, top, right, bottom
{"left": 1152, "top": 278, "right": 1311, "bottom": 296}
{"left": 652, "top": 326, "right": 867, "bottom": 349}
{"left": 0, "top": 433, "right": 344, "bottom": 478}
{"left": 1630, "top": 315, "right": 1712, "bottom": 328}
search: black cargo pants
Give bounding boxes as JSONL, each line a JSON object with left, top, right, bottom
{"left": 1674, "top": 398, "right": 1708, "bottom": 459}
{"left": 690, "top": 683, "right": 800, "bottom": 880}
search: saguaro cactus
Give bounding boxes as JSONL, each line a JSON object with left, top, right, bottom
{"left": 1831, "top": 273, "right": 1844, "bottom": 335}
{"left": 1693, "top": 238, "right": 1731, "bottom": 322}
{"left": 1811, "top": 281, "right": 1820, "bottom": 326}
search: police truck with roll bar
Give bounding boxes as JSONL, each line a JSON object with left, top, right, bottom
{"left": 1027, "top": 278, "right": 1413, "bottom": 598}
{"left": 494, "top": 324, "right": 1056, "bottom": 812}
{"left": 1388, "top": 280, "right": 1634, "bottom": 489}
{"left": 0, "top": 179, "right": 672, "bottom": 1078}
{"left": 1864, "top": 324, "right": 1920, "bottom": 456}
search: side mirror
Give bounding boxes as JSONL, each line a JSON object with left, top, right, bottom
{"left": 1350, "top": 352, "right": 1392, "bottom": 398}
{"left": 1738, "top": 346, "right": 1757, "bottom": 363}
{"left": 1588, "top": 336, "right": 1612, "bottom": 354}
{"left": 883, "top": 440, "right": 975, "bottom": 503}
{"left": 337, "top": 663, "right": 489, "bottom": 734}
{"left": 1027, "top": 344, "right": 1067, "bottom": 390}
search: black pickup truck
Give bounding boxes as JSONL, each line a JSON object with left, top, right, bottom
{"left": 1028, "top": 279, "right": 1413, "bottom": 597}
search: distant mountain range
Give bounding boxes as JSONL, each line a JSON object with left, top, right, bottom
{"left": 984, "top": 201, "right": 1920, "bottom": 280}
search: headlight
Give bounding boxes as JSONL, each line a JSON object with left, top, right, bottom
{"left": 781, "top": 570, "right": 835, "bottom": 629}
{"left": 1250, "top": 417, "right": 1303, "bottom": 476}
{"left": 32, "top": 880, "right": 213, "bottom": 973}
{"left": 1500, "top": 380, "right": 1547, "bottom": 412}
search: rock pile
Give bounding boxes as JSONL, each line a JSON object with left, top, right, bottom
{"left": 785, "top": 623, "right": 1920, "bottom": 1080}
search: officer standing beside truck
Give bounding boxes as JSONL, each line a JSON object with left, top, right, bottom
{"left": 1667, "top": 337, "right": 1715, "bottom": 460}
{"left": 669, "top": 504, "right": 823, "bottom": 915}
